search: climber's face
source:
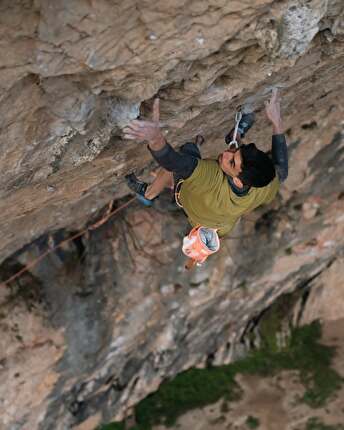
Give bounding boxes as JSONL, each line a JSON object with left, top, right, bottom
{"left": 218, "top": 148, "right": 243, "bottom": 178}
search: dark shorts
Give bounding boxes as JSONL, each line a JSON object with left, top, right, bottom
{"left": 173, "top": 142, "right": 201, "bottom": 185}
{"left": 173, "top": 142, "right": 201, "bottom": 206}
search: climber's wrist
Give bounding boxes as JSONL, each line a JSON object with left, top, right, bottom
{"left": 148, "top": 133, "right": 166, "bottom": 151}
{"left": 272, "top": 120, "right": 283, "bottom": 135}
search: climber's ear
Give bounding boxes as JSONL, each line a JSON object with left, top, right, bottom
{"left": 233, "top": 176, "right": 244, "bottom": 188}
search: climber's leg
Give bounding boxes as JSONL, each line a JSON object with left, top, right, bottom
{"left": 125, "top": 169, "right": 173, "bottom": 206}
{"left": 126, "top": 134, "right": 202, "bottom": 206}
{"left": 125, "top": 173, "right": 153, "bottom": 206}
{"left": 145, "top": 168, "right": 173, "bottom": 199}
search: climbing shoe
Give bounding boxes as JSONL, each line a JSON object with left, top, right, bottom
{"left": 225, "top": 112, "right": 255, "bottom": 144}
{"left": 125, "top": 173, "right": 154, "bottom": 207}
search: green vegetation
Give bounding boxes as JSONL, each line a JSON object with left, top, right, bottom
{"left": 99, "top": 424, "right": 125, "bottom": 430}
{"left": 133, "top": 367, "right": 241, "bottom": 429}
{"left": 305, "top": 417, "right": 344, "bottom": 430}
{"left": 234, "top": 322, "right": 342, "bottom": 408}
{"left": 99, "top": 321, "right": 342, "bottom": 430}
{"left": 285, "top": 246, "right": 293, "bottom": 255}
{"left": 237, "top": 280, "right": 248, "bottom": 290}
{"left": 258, "top": 291, "right": 296, "bottom": 353}
{"left": 246, "top": 415, "right": 260, "bottom": 428}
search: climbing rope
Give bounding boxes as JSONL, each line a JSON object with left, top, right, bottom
{"left": 0, "top": 197, "right": 136, "bottom": 288}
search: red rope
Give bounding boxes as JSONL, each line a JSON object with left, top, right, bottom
{"left": 1, "top": 197, "right": 136, "bottom": 287}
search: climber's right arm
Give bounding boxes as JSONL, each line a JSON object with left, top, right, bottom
{"left": 149, "top": 142, "right": 198, "bottom": 179}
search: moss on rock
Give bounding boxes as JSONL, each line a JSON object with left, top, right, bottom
{"left": 246, "top": 415, "right": 260, "bottom": 428}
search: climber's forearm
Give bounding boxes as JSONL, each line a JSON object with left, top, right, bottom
{"left": 271, "top": 133, "right": 288, "bottom": 182}
{"left": 272, "top": 120, "right": 284, "bottom": 135}
{"left": 147, "top": 134, "right": 167, "bottom": 151}
{"left": 149, "top": 142, "right": 198, "bottom": 179}
{"left": 267, "top": 105, "right": 288, "bottom": 181}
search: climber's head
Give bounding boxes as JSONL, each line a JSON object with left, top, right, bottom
{"left": 219, "top": 143, "right": 275, "bottom": 188}
{"left": 218, "top": 147, "right": 243, "bottom": 186}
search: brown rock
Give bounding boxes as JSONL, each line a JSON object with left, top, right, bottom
{"left": 0, "top": 1, "right": 344, "bottom": 429}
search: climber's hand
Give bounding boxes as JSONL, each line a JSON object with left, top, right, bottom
{"left": 265, "top": 88, "right": 283, "bottom": 134}
{"left": 123, "top": 98, "right": 166, "bottom": 150}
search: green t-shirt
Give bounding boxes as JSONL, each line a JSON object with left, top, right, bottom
{"left": 179, "top": 159, "right": 280, "bottom": 237}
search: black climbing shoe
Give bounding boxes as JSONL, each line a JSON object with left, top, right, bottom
{"left": 125, "top": 173, "right": 154, "bottom": 207}
{"left": 225, "top": 112, "right": 255, "bottom": 144}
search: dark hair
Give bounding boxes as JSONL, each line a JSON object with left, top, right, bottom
{"left": 239, "top": 143, "right": 275, "bottom": 188}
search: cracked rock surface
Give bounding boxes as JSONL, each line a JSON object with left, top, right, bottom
{"left": 0, "top": 0, "right": 344, "bottom": 429}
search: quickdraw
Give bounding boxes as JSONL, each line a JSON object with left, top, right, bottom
{"left": 227, "top": 110, "right": 242, "bottom": 151}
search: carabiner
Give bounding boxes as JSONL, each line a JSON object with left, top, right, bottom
{"left": 228, "top": 110, "right": 242, "bottom": 148}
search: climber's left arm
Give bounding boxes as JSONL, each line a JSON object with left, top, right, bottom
{"left": 265, "top": 89, "right": 288, "bottom": 182}
{"left": 272, "top": 134, "right": 288, "bottom": 182}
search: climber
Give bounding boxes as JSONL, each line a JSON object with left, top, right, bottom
{"left": 123, "top": 89, "right": 288, "bottom": 259}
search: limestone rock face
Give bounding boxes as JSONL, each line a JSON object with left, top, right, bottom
{"left": 1, "top": 0, "right": 344, "bottom": 263}
{"left": 0, "top": 0, "right": 343, "bottom": 429}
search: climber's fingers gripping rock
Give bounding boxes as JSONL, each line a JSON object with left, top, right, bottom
{"left": 264, "top": 88, "right": 281, "bottom": 125}
{"left": 264, "top": 88, "right": 284, "bottom": 135}
{"left": 123, "top": 98, "right": 163, "bottom": 144}
{"left": 123, "top": 120, "right": 159, "bottom": 141}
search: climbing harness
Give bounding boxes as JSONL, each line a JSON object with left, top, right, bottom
{"left": 174, "top": 179, "right": 184, "bottom": 208}
{"left": 182, "top": 225, "right": 220, "bottom": 269}
{"left": 227, "top": 110, "right": 242, "bottom": 152}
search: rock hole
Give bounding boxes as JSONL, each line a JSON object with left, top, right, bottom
{"left": 112, "top": 377, "right": 126, "bottom": 391}
{"left": 72, "top": 235, "right": 86, "bottom": 261}
{"left": 319, "top": 91, "right": 330, "bottom": 99}
{"left": 206, "top": 352, "right": 216, "bottom": 367}
{"left": 301, "top": 121, "right": 317, "bottom": 130}
{"left": 68, "top": 400, "right": 85, "bottom": 417}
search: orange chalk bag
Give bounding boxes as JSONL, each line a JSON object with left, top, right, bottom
{"left": 182, "top": 225, "right": 220, "bottom": 269}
